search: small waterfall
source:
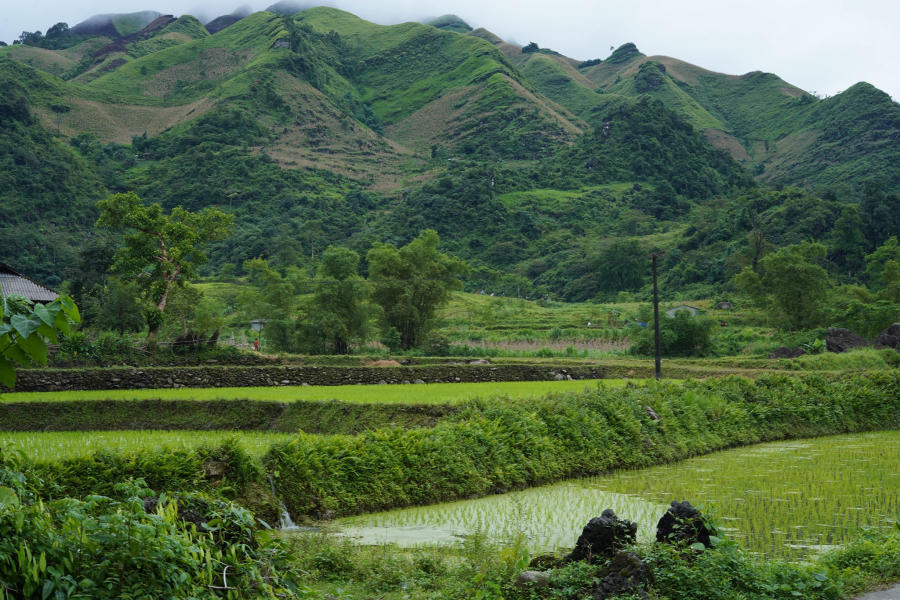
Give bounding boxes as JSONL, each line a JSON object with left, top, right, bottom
{"left": 267, "top": 474, "right": 298, "bottom": 530}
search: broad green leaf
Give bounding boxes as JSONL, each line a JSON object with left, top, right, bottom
{"left": 33, "top": 304, "right": 54, "bottom": 326}
{"left": 17, "top": 333, "right": 48, "bottom": 364}
{"left": 0, "top": 358, "right": 14, "bottom": 388}
{"left": 4, "top": 344, "right": 29, "bottom": 366}
{"left": 10, "top": 314, "right": 39, "bottom": 339}
{"left": 37, "top": 323, "right": 58, "bottom": 343}
{"left": 0, "top": 486, "right": 18, "bottom": 509}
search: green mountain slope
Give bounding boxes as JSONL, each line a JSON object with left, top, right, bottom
{"left": 1, "top": 7, "right": 896, "bottom": 303}
{"left": 0, "top": 60, "right": 106, "bottom": 286}
{"left": 297, "top": 7, "right": 584, "bottom": 158}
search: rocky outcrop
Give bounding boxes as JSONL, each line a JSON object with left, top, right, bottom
{"left": 592, "top": 552, "right": 653, "bottom": 599}
{"left": 875, "top": 323, "right": 900, "bottom": 351}
{"left": 768, "top": 346, "right": 806, "bottom": 359}
{"left": 826, "top": 327, "right": 869, "bottom": 353}
{"left": 656, "top": 500, "right": 715, "bottom": 548}
{"left": 566, "top": 508, "right": 638, "bottom": 563}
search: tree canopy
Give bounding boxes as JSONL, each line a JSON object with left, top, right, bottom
{"left": 367, "top": 230, "right": 468, "bottom": 350}
{"left": 734, "top": 242, "right": 830, "bottom": 330}
{"left": 96, "top": 192, "right": 232, "bottom": 341}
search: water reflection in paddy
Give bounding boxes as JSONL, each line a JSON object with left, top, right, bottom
{"left": 330, "top": 431, "right": 900, "bottom": 560}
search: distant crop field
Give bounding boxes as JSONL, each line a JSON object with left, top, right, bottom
{"left": 0, "top": 430, "right": 293, "bottom": 462}
{"left": 0, "top": 379, "right": 630, "bottom": 405}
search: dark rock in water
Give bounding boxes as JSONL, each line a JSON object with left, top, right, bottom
{"left": 768, "top": 346, "right": 806, "bottom": 359}
{"left": 591, "top": 551, "right": 653, "bottom": 599}
{"left": 566, "top": 508, "right": 637, "bottom": 563}
{"left": 826, "top": 327, "right": 869, "bottom": 353}
{"left": 875, "top": 323, "right": 900, "bottom": 351}
{"left": 656, "top": 500, "right": 714, "bottom": 548}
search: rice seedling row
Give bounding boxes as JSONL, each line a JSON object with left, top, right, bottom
{"left": 0, "top": 378, "right": 628, "bottom": 404}
{"left": 0, "top": 430, "right": 296, "bottom": 461}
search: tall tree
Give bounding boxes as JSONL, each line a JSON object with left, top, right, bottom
{"left": 733, "top": 241, "right": 830, "bottom": 330}
{"left": 96, "top": 192, "right": 232, "bottom": 344}
{"left": 306, "top": 246, "right": 371, "bottom": 354}
{"left": 367, "top": 230, "right": 467, "bottom": 350}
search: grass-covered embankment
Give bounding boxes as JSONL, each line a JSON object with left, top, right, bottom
{"left": 0, "top": 398, "right": 456, "bottom": 433}
{"left": 7, "top": 372, "right": 898, "bottom": 524}
{"left": 0, "top": 380, "right": 623, "bottom": 432}
{"left": 265, "top": 371, "right": 900, "bottom": 519}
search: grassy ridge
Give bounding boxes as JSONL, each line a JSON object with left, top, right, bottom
{"left": 265, "top": 371, "right": 899, "bottom": 518}
{"left": 2, "top": 430, "right": 292, "bottom": 460}
{"left": 0, "top": 398, "right": 456, "bottom": 433}
{"left": 0, "top": 378, "right": 618, "bottom": 404}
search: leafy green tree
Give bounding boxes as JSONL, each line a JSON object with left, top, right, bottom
{"left": 828, "top": 205, "right": 866, "bottom": 277}
{"left": 630, "top": 310, "right": 715, "bottom": 357}
{"left": 89, "top": 277, "right": 146, "bottom": 335}
{"left": 864, "top": 236, "right": 900, "bottom": 289}
{"left": 367, "top": 230, "right": 467, "bottom": 350}
{"left": 0, "top": 293, "right": 80, "bottom": 388}
{"left": 733, "top": 242, "right": 830, "bottom": 330}
{"left": 305, "top": 246, "right": 372, "bottom": 354}
{"left": 238, "top": 258, "right": 300, "bottom": 320}
{"left": 597, "top": 240, "right": 647, "bottom": 294}
{"left": 96, "top": 192, "right": 233, "bottom": 344}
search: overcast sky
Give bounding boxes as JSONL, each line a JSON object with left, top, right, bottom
{"left": 3, "top": 0, "right": 898, "bottom": 100}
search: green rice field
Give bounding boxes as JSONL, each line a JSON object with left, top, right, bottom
{"left": 0, "top": 378, "right": 628, "bottom": 404}
{"left": 0, "top": 430, "right": 295, "bottom": 460}
{"left": 332, "top": 430, "right": 900, "bottom": 561}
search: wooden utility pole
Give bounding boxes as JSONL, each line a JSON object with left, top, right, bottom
{"left": 651, "top": 252, "right": 661, "bottom": 379}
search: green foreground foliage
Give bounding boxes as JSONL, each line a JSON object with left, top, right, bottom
{"left": 0, "top": 455, "right": 300, "bottom": 599}
{"left": 2, "top": 372, "right": 899, "bottom": 598}
{"left": 0, "top": 294, "right": 80, "bottom": 388}
{"left": 281, "top": 525, "right": 900, "bottom": 600}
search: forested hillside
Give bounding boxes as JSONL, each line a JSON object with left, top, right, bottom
{"left": 1, "top": 6, "right": 898, "bottom": 303}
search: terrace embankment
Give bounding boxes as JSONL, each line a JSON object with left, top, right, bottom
{"left": 11, "top": 364, "right": 604, "bottom": 391}
{"left": 9, "top": 361, "right": 802, "bottom": 392}
{"left": 7, "top": 371, "right": 900, "bottom": 528}
{"left": 0, "top": 399, "right": 455, "bottom": 433}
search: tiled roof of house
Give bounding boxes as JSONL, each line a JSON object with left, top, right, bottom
{"left": 0, "top": 263, "right": 59, "bottom": 303}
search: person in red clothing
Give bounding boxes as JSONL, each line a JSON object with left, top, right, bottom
{"left": 253, "top": 338, "right": 260, "bottom": 351}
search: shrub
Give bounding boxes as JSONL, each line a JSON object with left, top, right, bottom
{"left": 0, "top": 462, "right": 299, "bottom": 599}
{"left": 630, "top": 312, "right": 716, "bottom": 357}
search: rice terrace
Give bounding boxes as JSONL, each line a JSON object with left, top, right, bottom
{"left": 1, "top": 1, "right": 900, "bottom": 599}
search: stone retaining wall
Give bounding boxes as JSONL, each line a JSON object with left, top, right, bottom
{"left": 12, "top": 364, "right": 611, "bottom": 392}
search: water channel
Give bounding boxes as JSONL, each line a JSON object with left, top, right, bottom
{"left": 329, "top": 430, "right": 900, "bottom": 561}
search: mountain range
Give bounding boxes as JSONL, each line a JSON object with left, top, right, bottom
{"left": 1, "top": 6, "right": 897, "bottom": 299}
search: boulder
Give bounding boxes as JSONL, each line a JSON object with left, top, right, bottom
{"left": 826, "top": 327, "right": 868, "bottom": 353}
{"left": 591, "top": 552, "right": 653, "bottom": 599}
{"left": 528, "top": 553, "right": 565, "bottom": 570}
{"left": 515, "top": 570, "right": 550, "bottom": 590}
{"left": 566, "top": 508, "right": 637, "bottom": 563}
{"left": 655, "top": 500, "right": 714, "bottom": 548}
{"left": 768, "top": 346, "right": 806, "bottom": 359}
{"left": 875, "top": 323, "right": 900, "bottom": 350}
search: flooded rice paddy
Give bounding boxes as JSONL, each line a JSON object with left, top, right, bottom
{"left": 332, "top": 431, "right": 900, "bottom": 561}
